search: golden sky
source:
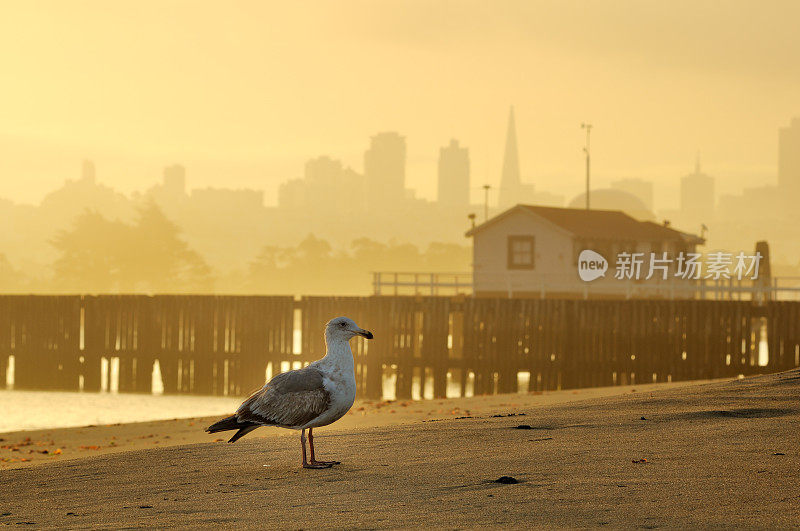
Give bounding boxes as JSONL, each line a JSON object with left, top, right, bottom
{"left": 1, "top": 0, "right": 798, "bottom": 209}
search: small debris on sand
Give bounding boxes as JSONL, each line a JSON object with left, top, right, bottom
{"left": 494, "top": 476, "right": 519, "bottom": 484}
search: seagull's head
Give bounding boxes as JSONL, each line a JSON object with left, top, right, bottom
{"left": 325, "top": 316, "right": 373, "bottom": 342}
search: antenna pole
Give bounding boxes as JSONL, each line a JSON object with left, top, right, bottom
{"left": 581, "top": 123, "right": 592, "bottom": 210}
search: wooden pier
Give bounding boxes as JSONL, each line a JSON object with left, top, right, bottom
{"left": 1, "top": 295, "right": 798, "bottom": 399}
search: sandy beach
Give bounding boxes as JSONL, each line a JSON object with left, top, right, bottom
{"left": 1, "top": 370, "right": 798, "bottom": 527}
{"left": 0, "top": 382, "right": 705, "bottom": 470}
{"left": 0, "top": 379, "right": 713, "bottom": 470}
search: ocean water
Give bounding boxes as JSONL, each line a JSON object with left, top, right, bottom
{"left": 0, "top": 390, "right": 243, "bottom": 433}
{"left": 0, "top": 371, "right": 457, "bottom": 434}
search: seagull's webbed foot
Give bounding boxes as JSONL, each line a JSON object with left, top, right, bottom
{"left": 310, "top": 459, "right": 341, "bottom": 466}
{"left": 303, "top": 462, "right": 333, "bottom": 469}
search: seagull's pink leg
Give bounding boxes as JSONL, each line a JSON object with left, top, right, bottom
{"left": 301, "top": 428, "right": 331, "bottom": 469}
{"left": 308, "top": 428, "right": 340, "bottom": 466}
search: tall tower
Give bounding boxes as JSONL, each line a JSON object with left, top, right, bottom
{"left": 680, "top": 154, "right": 715, "bottom": 223}
{"left": 437, "top": 139, "right": 470, "bottom": 208}
{"left": 779, "top": 117, "right": 800, "bottom": 197}
{"left": 364, "top": 132, "right": 406, "bottom": 208}
{"left": 498, "top": 107, "right": 522, "bottom": 208}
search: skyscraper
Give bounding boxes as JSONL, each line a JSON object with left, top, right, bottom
{"left": 364, "top": 132, "right": 406, "bottom": 207}
{"left": 498, "top": 107, "right": 521, "bottom": 208}
{"left": 497, "top": 106, "right": 536, "bottom": 209}
{"left": 680, "top": 156, "right": 715, "bottom": 222}
{"left": 779, "top": 117, "right": 800, "bottom": 196}
{"left": 437, "top": 139, "right": 470, "bottom": 208}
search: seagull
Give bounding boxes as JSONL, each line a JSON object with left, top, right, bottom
{"left": 206, "top": 316, "right": 373, "bottom": 469}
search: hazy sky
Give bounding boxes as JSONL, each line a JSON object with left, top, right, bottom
{"left": 1, "top": 0, "right": 798, "bottom": 209}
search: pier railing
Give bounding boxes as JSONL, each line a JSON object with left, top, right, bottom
{"left": 372, "top": 272, "right": 800, "bottom": 300}
{"left": 372, "top": 272, "right": 472, "bottom": 296}
{"left": 1, "top": 295, "right": 799, "bottom": 399}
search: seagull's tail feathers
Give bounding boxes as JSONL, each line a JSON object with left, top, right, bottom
{"left": 227, "top": 425, "right": 260, "bottom": 443}
{"left": 206, "top": 415, "right": 259, "bottom": 443}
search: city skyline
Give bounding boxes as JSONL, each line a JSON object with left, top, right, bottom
{"left": 1, "top": 1, "right": 798, "bottom": 208}
{"left": 1, "top": 113, "right": 796, "bottom": 214}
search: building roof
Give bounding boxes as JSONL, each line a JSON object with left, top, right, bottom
{"left": 466, "top": 204, "right": 704, "bottom": 244}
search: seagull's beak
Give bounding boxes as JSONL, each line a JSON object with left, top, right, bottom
{"left": 355, "top": 328, "right": 374, "bottom": 339}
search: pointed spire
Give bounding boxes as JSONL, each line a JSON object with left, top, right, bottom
{"left": 499, "top": 106, "right": 521, "bottom": 208}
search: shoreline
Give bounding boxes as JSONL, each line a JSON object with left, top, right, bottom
{"left": 0, "top": 388, "right": 242, "bottom": 434}
{"left": 0, "top": 378, "right": 723, "bottom": 470}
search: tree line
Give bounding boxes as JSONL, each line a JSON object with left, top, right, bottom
{"left": 0, "top": 202, "right": 470, "bottom": 295}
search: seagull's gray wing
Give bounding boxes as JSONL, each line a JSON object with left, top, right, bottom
{"left": 236, "top": 365, "right": 331, "bottom": 428}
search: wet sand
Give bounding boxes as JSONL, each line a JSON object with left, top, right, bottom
{"left": 1, "top": 371, "right": 798, "bottom": 528}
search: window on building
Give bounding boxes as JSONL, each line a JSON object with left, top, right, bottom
{"left": 507, "top": 236, "right": 535, "bottom": 269}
